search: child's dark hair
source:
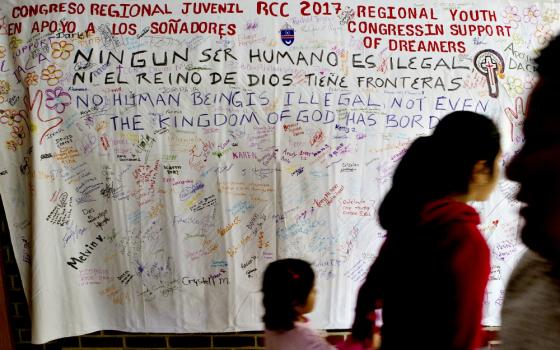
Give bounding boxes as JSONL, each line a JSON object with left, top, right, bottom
{"left": 379, "top": 111, "right": 501, "bottom": 232}
{"left": 262, "top": 258, "right": 315, "bottom": 331}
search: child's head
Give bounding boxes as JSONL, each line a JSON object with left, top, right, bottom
{"left": 379, "top": 111, "right": 501, "bottom": 231}
{"left": 262, "top": 258, "right": 316, "bottom": 331}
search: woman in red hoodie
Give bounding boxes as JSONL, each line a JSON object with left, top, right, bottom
{"left": 351, "top": 111, "right": 501, "bottom": 350}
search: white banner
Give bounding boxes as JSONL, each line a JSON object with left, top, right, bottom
{"left": 0, "top": 0, "right": 557, "bottom": 343}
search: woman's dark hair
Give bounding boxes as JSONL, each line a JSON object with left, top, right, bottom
{"left": 379, "top": 111, "right": 501, "bottom": 232}
{"left": 262, "top": 258, "right": 315, "bottom": 331}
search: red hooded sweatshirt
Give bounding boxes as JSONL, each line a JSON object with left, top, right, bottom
{"left": 376, "top": 198, "right": 490, "bottom": 350}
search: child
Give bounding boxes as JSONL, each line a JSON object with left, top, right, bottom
{"left": 262, "top": 258, "right": 372, "bottom": 350}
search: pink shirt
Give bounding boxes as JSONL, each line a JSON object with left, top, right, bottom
{"left": 264, "top": 321, "right": 336, "bottom": 350}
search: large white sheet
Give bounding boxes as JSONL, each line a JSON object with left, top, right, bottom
{"left": 0, "top": 0, "right": 557, "bottom": 343}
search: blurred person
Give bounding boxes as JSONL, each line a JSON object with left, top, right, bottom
{"left": 500, "top": 34, "right": 560, "bottom": 349}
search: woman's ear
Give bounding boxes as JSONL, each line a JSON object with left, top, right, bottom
{"left": 471, "top": 160, "right": 491, "bottom": 185}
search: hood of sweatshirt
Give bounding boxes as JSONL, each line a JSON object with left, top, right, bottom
{"left": 418, "top": 197, "right": 481, "bottom": 229}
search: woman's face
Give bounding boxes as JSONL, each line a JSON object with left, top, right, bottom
{"left": 468, "top": 151, "right": 502, "bottom": 202}
{"left": 507, "top": 144, "right": 560, "bottom": 259}
{"left": 506, "top": 80, "right": 560, "bottom": 259}
{"left": 477, "top": 151, "right": 502, "bottom": 201}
